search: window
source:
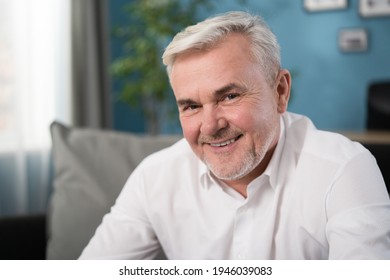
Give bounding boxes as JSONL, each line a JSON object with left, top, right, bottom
{"left": 0, "top": 0, "right": 71, "bottom": 215}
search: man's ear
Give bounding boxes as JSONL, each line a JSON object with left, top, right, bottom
{"left": 275, "top": 69, "right": 291, "bottom": 113}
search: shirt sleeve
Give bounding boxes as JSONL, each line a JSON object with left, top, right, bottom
{"left": 79, "top": 167, "right": 161, "bottom": 260}
{"left": 325, "top": 150, "right": 390, "bottom": 259}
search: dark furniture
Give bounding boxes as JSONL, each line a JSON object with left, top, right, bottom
{"left": 365, "top": 143, "right": 390, "bottom": 195}
{"left": 365, "top": 80, "right": 390, "bottom": 194}
{"left": 367, "top": 81, "right": 390, "bottom": 130}
{"left": 0, "top": 214, "right": 46, "bottom": 259}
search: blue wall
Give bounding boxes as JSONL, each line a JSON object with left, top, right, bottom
{"left": 109, "top": 0, "right": 390, "bottom": 132}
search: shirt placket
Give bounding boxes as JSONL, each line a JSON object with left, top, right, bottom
{"left": 232, "top": 202, "right": 251, "bottom": 259}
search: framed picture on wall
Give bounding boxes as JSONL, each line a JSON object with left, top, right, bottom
{"left": 360, "top": 0, "right": 390, "bottom": 17}
{"left": 304, "top": 0, "right": 348, "bottom": 12}
{"left": 338, "top": 28, "right": 368, "bottom": 52}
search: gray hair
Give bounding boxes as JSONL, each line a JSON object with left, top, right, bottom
{"left": 162, "top": 11, "right": 281, "bottom": 85}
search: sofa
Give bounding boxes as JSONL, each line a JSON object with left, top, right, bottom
{"left": 0, "top": 122, "right": 181, "bottom": 259}
{"left": 0, "top": 124, "right": 389, "bottom": 260}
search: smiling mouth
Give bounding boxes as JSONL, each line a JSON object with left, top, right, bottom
{"left": 208, "top": 135, "right": 242, "bottom": 147}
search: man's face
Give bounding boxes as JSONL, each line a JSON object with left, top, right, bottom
{"left": 170, "top": 34, "right": 290, "bottom": 186}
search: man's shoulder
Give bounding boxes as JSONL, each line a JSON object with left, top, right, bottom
{"left": 127, "top": 138, "right": 203, "bottom": 196}
{"left": 284, "top": 112, "right": 368, "bottom": 164}
{"left": 137, "top": 138, "right": 198, "bottom": 170}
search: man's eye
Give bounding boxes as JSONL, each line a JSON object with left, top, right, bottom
{"left": 224, "top": 93, "right": 239, "bottom": 101}
{"left": 183, "top": 104, "right": 200, "bottom": 111}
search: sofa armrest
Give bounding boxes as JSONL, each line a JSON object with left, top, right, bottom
{"left": 0, "top": 214, "right": 47, "bottom": 260}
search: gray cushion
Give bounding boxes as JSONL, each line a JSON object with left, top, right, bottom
{"left": 47, "top": 122, "right": 181, "bottom": 259}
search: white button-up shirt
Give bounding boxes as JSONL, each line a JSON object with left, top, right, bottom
{"left": 80, "top": 112, "right": 390, "bottom": 259}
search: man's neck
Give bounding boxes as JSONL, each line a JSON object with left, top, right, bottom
{"left": 221, "top": 143, "right": 278, "bottom": 198}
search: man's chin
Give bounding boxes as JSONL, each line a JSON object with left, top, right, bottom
{"left": 204, "top": 150, "right": 264, "bottom": 182}
{"left": 206, "top": 161, "right": 252, "bottom": 182}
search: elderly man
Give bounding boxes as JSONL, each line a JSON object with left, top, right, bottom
{"left": 80, "top": 11, "right": 390, "bottom": 259}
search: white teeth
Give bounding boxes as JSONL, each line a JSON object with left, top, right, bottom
{"left": 210, "top": 138, "right": 236, "bottom": 147}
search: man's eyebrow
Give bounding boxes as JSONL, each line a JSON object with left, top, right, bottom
{"left": 176, "top": 98, "right": 197, "bottom": 107}
{"left": 214, "top": 83, "right": 246, "bottom": 96}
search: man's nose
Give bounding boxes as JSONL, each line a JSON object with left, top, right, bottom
{"left": 200, "top": 105, "right": 228, "bottom": 135}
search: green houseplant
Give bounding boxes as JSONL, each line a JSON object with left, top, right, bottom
{"left": 111, "top": 0, "right": 215, "bottom": 134}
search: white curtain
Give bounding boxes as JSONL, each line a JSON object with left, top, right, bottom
{"left": 0, "top": 0, "right": 72, "bottom": 216}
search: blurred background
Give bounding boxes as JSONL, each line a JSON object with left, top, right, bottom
{"left": 0, "top": 0, "right": 389, "bottom": 217}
